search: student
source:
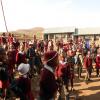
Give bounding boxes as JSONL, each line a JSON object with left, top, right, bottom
{"left": 84, "top": 50, "right": 93, "bottom": 81}
{"left": 11, "top": 63, "right": 34, "bottom": 100}
{"left": 95, "top": 48, "right": 100, "bottom": 77}
{"left": 0, "top": 47, "right": 9, "bottom": 99}
{"left": 26, "top": 41, "right": 36, "bottom": 76}
{"left": 39, "top": 51, "right": 59, "bottom": 100}
{"left": 16, "top": 45, "right": 26, "bottom": 66}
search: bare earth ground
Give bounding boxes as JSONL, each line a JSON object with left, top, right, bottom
{"left": 74, "top": 69, "right": 100, "bottom": 100}
{"left": 32, "top": 69, "right": 100, "bottom": 100}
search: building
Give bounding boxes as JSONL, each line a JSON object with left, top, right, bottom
{"left": 44, "top": 27, "right": 100, "bottom": 46}
{"left": 74, "top": 27, "right": 100, "bottom": 45}
{"left": 44, "top": 27, "right": 75, "bottom": 42}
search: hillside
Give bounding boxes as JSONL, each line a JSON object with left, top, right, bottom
{"left": 0, "top": 27, "right": 44, "bottom": 40}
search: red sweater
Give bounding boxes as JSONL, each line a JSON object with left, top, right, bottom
{"left": 40, "top": 68, "right": 58, "bottom": 99}
{"left": 16, "top": 77, "right": 34, "bottom": 100}
{"left": 96, "top": 55, "right": 100, "bottom": 68}
{"left": 84, "top": 56, "right": 92, "bottom": 68}
{"left": 16, "top": 51, "right": 26, "bottom": 66}
{"left": 55, "top": 61, "right": 66, "bottom": 78}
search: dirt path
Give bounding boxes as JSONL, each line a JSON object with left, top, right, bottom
{"left": 74, "top": 70, "right": 100, "bottom": 100}
{"left": 32, "top": 69, "right": 100, "bottom": 100}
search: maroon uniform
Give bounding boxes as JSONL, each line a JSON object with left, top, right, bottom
{"left": 39, "top": 51, "right": 58, "bottom": 100}
{"left": 16, "top": 51, "right": 26, "bottom": 66}
{"left": 7, "top": 50, "right": 17, "bottom": 75}
{"left": 16, "top": 77, "right": 34, "bottom": 100}
{"left": 8, "top": 36, "right": 13, "bottom": 45}
{"left": 55, "top": 61, "right": 66, "bottom": 78}
{"left": 84, "top": 56, "right": 92, "bottom": 69}
{"left": 84, "top": 54, "right": 93, "bottom": 80}
{"left": 40, "top": 65, "right": 58, "bottom": 99}
{"left": 95, "top": 54, "right": 100, "bottom": 76}
{"left": 96, "top": 54, "right": 100, "bottom": 68}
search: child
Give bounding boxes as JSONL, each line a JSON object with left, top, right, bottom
{"left": 11, "top": 63, "right": 34, "bottom": 100}
{"left": 95, "top": 48, "right": 100, "bottom": 77}
{"left": 39, "top": 51, "right": 58, "bottom": 100}
{"left": 0, "top": 47, "right": 9, "bottom": 99}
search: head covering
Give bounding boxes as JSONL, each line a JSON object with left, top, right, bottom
{"left": 44, "top": 51, "right": 58, "bottom": 62}
{"left": 29, "top": 41, "right": 33, "bottom": 45}
{"left": 44, "top": 51, "right": 58, "bottom": 67}
{"left": 18, "top": 63, "right": 30, "bottom": 75}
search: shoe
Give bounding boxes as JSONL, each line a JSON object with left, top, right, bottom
{"left": 96, "top": 75, "right": 99, "bottom": 77}
{"left": 88, "top": 79, "right": 92, "bottom": 81}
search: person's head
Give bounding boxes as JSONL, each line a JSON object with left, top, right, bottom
{"left": 9, "top": 44, "right": 14, "bottom": 51}
{"left": 87, "top": 50, "right": 91, "bottom": 56}
{"left": 29, "top": 41, "right": 33, "bottom": 48}
{"left": 67, "top": 49, "right": 73, "bottom": 57}
{"left": 8, "top": 33, "right": 11, "bottom": 36}
{"left": 18, "top": 63, "right": 30, "bottom": 76}
{"left": 44, "top": 51, "right": 59, "bottom": 69}
{"left": 2, "top": 32, "right": 6, "bottom": 36}
{"left": 77, "top": 48, "right": 80, "bottom": 52}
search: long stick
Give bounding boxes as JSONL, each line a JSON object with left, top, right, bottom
{"left": 0, "top": 0, "right": 8, "bottom": 33}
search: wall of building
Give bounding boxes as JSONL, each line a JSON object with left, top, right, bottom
{"left": 44, "top": 32, "right": 73, "bottom": 43}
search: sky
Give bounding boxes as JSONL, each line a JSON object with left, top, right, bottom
{"left": 0, "top": 0, "right": 100, "bottom": 32}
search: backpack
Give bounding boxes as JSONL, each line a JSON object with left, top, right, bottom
{"left": 0, "top": 63, "right": 8, "bottom": 81}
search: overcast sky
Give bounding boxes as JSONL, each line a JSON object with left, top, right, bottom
{"left": 0, "top": 0, "right": 100, "bottom": 32}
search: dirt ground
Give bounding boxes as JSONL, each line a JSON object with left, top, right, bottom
{"left": 73, "top": 69, "right": 100, "bottom": 100}
{"left": 32, "top": 68, "right": 100, "bottom": 100}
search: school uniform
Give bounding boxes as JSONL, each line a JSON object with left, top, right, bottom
{"left": 95, "top": 54, "right": 100, "bottom": 76}
{"left": 39, "top": 51, "right": 58, "bottom": 100}
{"left": 16, "top": 51, "right": 26, "bottom": 66}
{"left": 84, "top": 56, "right": 92, "bottom": 80}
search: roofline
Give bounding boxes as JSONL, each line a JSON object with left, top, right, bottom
{"left": 44, "top": 32, "right": 74, "bottom": 34}
{"left": 73, "top": 33, "right": 100, "bottom": 36}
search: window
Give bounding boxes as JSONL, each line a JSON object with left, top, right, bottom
{"left": 61, "top": 34, "right": 66, "bottom": 38}
{"left": 49, "top": 34, "right": 54, "bottom": 39}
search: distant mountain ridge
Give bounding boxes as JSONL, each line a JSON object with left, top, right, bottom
{"left": 8, "top": 27, "right": 44, "bottom": 40}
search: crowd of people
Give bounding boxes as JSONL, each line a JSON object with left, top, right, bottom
{"left": 0, "top": 32, "right": 100, "bottom": 100}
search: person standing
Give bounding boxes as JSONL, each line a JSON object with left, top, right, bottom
{"left": 16, "top": 45, "right": 27, "bottom": 66}
{"left": 39, "top": 51, "right": 59, "bottom": 100}
{"left": 66, "top": 50, "right": 75, "bottom": 91}
{"left": 84, "top": 50, "right": 93, "bottom": 81}
{"left": 76, "top": 49, "right": 83, "bottom": 79}
{"left": 95, "top": 48, "right": 100, "bottom": 77}
{"left": 0, "top": 47, "right": 9, "bottom": 99}
{"left": 26, "top": 41, "right": 36, "bottom": 76}
{"left": 10, "top": 63, "right": 34, "bottom": 100}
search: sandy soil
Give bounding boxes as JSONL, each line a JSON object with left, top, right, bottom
{"left": 73, "top": 69, "right": 100, "bottom": 100}
{"left": 31, "top": 68, "right": 100, "bottom": 100}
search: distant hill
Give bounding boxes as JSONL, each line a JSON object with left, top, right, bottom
{"left": 15, "top": 27, "right": 44, "bottom": 39}
{"left": 0, "top": 27, "right": 44, "bottom": 40}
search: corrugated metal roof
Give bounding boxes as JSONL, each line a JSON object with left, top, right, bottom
{"left": 44, "top": 27, "right": 75, "bottom": 34}
{"left": 78, "top": 27, "right": 100, "bottom": 35}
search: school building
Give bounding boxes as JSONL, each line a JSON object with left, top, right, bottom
{"left": 44, "top": 27, "right": 100, "bottom": 45}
